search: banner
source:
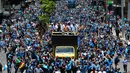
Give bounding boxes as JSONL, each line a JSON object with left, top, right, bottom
{"left": 128, "top": 2, "right": 130, "bottom": 20}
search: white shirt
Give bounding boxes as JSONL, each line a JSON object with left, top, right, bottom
{"left": 54, "top": 24, "right": 58, "bottom": 31}
{"left": 76, "top": 70, "right": 81, "bottom": 73}
{"left": 128, "top": 41, "right": 130, "bottom": 45}
{"left": 55, "top": 70, "right": 61, "bottom": 73}
{"left": 98, "top": 71, "right": 106, "bottom": 73}
{"left": 23, "top": 70, "right": 27, "bottom": 73}
{"left": 122, "top": 59, "right": 128, "bottom": 65}
{"left": 34, "top": 68, "right": 43, "bottom": 73}
{"left": 101, "top": 51, "right": 104, "bottom": 56}
{"left": 75, "top": 24, "right": 79, "bottom": 32}
{"left": 70, "top": 24, "right": 76, "bottom": 32}
{"left": 60, "top": 24, "right": 65, "bottom": 32}
{"left": 67, "top": 25, "right": 71, "bottom": 31}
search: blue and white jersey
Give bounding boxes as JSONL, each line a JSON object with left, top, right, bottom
{"left": 122, "top": 59, "right": 128, "bottom": 65}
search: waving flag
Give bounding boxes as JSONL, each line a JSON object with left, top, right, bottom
{"left": 19, "top": 62, "right": 25, "bottom": 69}
{"left": 2, "top": 64, "right": 7, "bottom": 71}
{"left": 16, "top": 58, "right": 21, "bottom": 64}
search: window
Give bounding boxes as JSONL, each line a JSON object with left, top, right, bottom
{"left": 56, "top": 46, "right": 74, "bottom": 53}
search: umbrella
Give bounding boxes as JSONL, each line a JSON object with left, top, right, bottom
{"left": 0, "top": 30, "right": 2, "bottom": 33}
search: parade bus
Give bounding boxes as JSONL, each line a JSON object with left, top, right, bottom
{"left": 51, "top": 32, "right": 78, "bottom": 58}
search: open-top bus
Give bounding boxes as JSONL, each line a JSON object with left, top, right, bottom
{"left": 51, "top": 32, "right": 78, "bottom": 58}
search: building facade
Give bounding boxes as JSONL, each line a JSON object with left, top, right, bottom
{"left": 124, "top": 0, "right": 129, "bottom": 18}
{"left": 112, "top": 0, "right": 130, "bottom": 19}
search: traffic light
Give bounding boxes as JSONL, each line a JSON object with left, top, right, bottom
{"left": 107, "top": 1, "right": 113, "bottom": 5}
{"left": 107, "top": 0, "right": 113, "bottom": 11}
{"left": 108, "top": 4, "right": 112, "bottom": 11}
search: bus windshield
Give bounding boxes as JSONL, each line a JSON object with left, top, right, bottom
{"left": 56, "top": 46, "right": 74, "bottom": 53}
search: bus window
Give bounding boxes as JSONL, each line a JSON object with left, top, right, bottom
{"left": 55, "top": 46, "right": 75, "bottom": 57}
{"left": 56, "top": 47, "right": 74, "bottom": 53}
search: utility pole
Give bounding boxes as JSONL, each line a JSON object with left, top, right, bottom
{"left": 121, "top": 0, "right": 125, "bottom": 39}
{"left": 0, "top": 0, "right": 3, "bottom": 14}
{"left": 121, "top": 0, "right": 124, "bottom": 20}
{"left": 106, "top": 0, "right": 108, "bottom": 13}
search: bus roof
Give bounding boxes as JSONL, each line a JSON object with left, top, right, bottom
{"left": 52, "top": 32, "right": 78, "bottom": 36}
{"left": 52, "top": 34, "right": 78, "bottom": 46}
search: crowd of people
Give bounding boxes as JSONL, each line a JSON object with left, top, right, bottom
{"left": 0, "top": 0, "right": 130, "bottom": 73}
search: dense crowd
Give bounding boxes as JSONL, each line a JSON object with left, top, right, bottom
{"left": 0, "top": 0, "right": 130, "bottom": 73}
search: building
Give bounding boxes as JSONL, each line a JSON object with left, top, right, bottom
{"left": 0, "top": 0, "right": 22, "bottom": 23}
{"left": 110, "top": 0, "right": 129, "bottom": 19}
{"left": 124, "top": 0, "right": 130, "bottom": 20}
{"left": 124, "top": 0, "right": 129, "bottom": 18}
{"left": 0, "top": 0, "right": 22, "bottom": 11}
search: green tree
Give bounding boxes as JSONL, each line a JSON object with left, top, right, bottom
{"left": 40, "top": 0, "right": 56, "bottom": 15}
{"left": 37, "top": 0, "right": 56, "bottom": 38}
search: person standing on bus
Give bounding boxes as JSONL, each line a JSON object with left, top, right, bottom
{"left": 64, "top": 25, "right": 69, "bottom": 32}
{"left": 57, "top": 23, "right": 61, "bottom": 32}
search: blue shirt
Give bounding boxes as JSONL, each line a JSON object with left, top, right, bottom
{"left": 27, "top": 24, "right": 31, "bottom": 29}
{"left": 80, "top": 65, "right": 86, "bottom": 73}
{"left": 65, "top": 63, "right": 72, "bottom": 70}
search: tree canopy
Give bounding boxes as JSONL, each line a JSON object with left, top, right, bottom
{"left": 37, "top": 0, "right": 56, "bottom": 37}
{"left": 39, "top": 0, "right": 56, "bottom": 23}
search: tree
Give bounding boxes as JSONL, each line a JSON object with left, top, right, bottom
{"left": 40, "top": 0, "right": 56, "bottom": 15}
{"left": 37, "top": 0, "right": 56, "bottom": 38}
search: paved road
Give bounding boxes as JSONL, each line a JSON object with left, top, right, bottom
{"left": 0, "top": 50, "right": 7, "bottom": 73}
{"left": 1, "top": 50, "right": 130, "bottom": 73}
{"left": 0, "top": 50, "right": 16, "bottom": 73}
{"left": 118, "top": 57, "right": 130, "bottom": 73}
{"left": 0, "top": 28, "right": 130, "bottom": 73}
{"left": 112, "top": 53, "right": 130, "bottom": 73}
{"left": 112, "top": 28, "right": 130, "bottom": 73}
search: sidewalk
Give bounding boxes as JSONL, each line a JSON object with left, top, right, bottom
{"left": 0, "top": 50, "right": 17, "bottom": 73}
{"left": 0, "top": 51, "right": 7, "bottom": 73}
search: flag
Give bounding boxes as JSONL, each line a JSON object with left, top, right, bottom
{"left": 2, "top": 65, "right": 7, "bottom": 71}
{"left": 16, "top": 58, "right": 21, "bottom": 64}
{"left": 43, "top": 64, "right": 48, "bottom": 69}
{"left": 19, "top": 62, "right": 24, "bottom": 69}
